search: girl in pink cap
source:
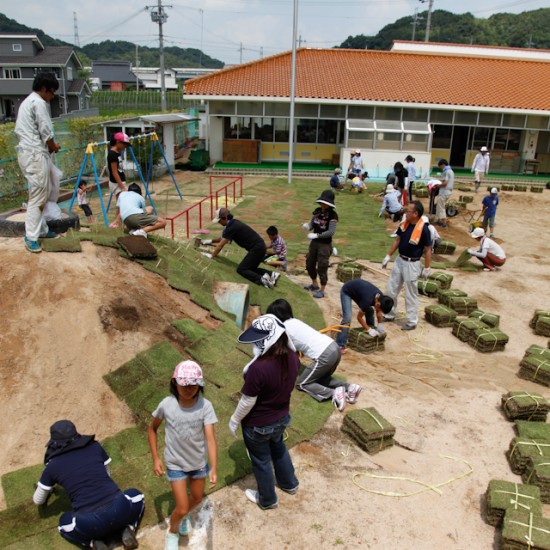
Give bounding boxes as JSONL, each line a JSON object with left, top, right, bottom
{"left": 147, "top": 361, "right": 218, "bottom": 550}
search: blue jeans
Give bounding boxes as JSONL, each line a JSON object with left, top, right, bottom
{"left": 58, "top": 489, "right": 144, "bottom": 547}
{"left": 335, "top": 290, "right": 375, "bottom": 348}
{"left": 242, "top": 415, "right": 298, "bottom": 508}
{"left": 483, "top": 213, "right": 496, "bottom": 230}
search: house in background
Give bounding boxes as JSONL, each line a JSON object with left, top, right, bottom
{"left": 184, "top": 43, "right": 550, "bottom": 175}
{"left": 132, "top": 67, "right": 178, "bottom": 91}
{"left": 89, "top": 60, "right": 141, "bottom": 91}
{"left": 0, "top": 33, "right": 91, "bottom": 120}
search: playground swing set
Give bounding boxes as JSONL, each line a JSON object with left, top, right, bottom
{"left": 68, "top": 132, "right": 183, "bottom": 227}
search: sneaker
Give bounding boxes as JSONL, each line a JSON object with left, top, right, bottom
{"left": 303, "top": 284, "right": 320, "bottom": 291}
{"left": 346, "top": 384, "right": 362, "bottom": 404}
{"left": 122, "top": 526, "right": 139, "bottom": 550}
{"left": 270, "top": 272, "right": 281, "bottom": 286}
{"left": 389, "top": 232, "right": 398, "bottom": 238}
{"left": 312, "top": 290, "right": 325, "bottom": 299}
{"left": 178, "top": 515, "right": 192, "bottom": 536}
{"left": 401, "top": 323, "right": 417, "bottom": 331}
{"left": 130, "top": 229, "right": 147, "bottom": 238}
{"left": 245, "top": 489, "right": 278, "bottom": 510}
{"left": 261, "top": 273, "right": 274, "bottom": 289}
{"left": 382, "top": 314, "right": 396, "bottom": 322}
{"left": 109, "top": 222, "right": 119, "bottom": 228}
{"left": 43, "top": 230, "right": 59, "bottom": 239}
{"left": 483, "top": 267, "right": 493, "bottom": 272}
{"left": 24, "top": 237, "right": 42, "bottom": 253}
{"left": 165, "top": 532, "right": 179, "bottom": 550}
{"left": 280, "top": 482, "right": 299, "bottom": 495}
{"left": 332, "top": 386, "right": 346, "bottom": 411}
{"left": 92, "top": 541, "right": 108, "bottom": 550}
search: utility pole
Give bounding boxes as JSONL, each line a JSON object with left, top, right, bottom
{"left": 73, "top": 12, "right": 80, "bottom": 47}
{"left": 239, "top": 43, "right": 243, "bottom": 64}
{"left": 135, "top": 44, "right": 140, "bottom": 91}
{"left": 260, "top": 47, "right": 263, "bottom": 59}
{"left": 298, "top": 34, "right": 302, "bottom": 48}
{"left": 419, "top": 0, "right": 434, "bottom": 42}
{"left": 147, "top": 0, "right": 171, "bottom": 111}
{"left": 199, "top": 9, "right": 204, "bottom": 67}
{"left": 287, "top": 0, "right": 299, "bottom": 184}
{"left": 411, "top": 9, "right": 419, "bottom": 41}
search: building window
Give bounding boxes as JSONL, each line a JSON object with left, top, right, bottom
{"left": 4, "top": 68, "right": 22, "bottom": 79}
{"left": 12, "top": 44, "right": 22, "bottom": 52}
{"left": 432, "top": 125, "right": 452, "bottom": 148}
{"left": 296, "top": 119, "right": 317, "bottom": 143}
{"left": 472, "top": 128, "right": 494, "bottom": 150}
{"left": 67, "top": 67, "right": 73, "bottom": 80}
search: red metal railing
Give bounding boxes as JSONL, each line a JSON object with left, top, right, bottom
{"left": 165, "top": 176, "right": 243, "bottom": 239}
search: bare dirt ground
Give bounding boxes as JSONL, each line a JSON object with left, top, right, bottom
{"left": 2, "top": 185, "right": 550, "bottom": 549}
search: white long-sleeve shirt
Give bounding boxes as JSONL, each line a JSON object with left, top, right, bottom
{"left": 379, "top": 190, "right": 402, "bottom": 214}
{"left": 15, "top": 91, "right": 54, "bottom": 154}
{"left": 472, "top": 153, "right": 490, "bottom": 174}
{"left": 470, "top": 236, "right": 505, "bottom": 259}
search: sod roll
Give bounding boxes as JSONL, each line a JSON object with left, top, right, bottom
{"left": 452, "top": 318, "right": 488, "bottom": 342}
{"left": 530, "top": 310, "right": 550, "bottom": 329}
{"left": 448, "top": 296, "right": 479, "bottom": 315}
{"left": 502, "top": 392, "right": 550, "bottom": 422}
{"left": 428, "top": 271, "right": 453, "bottom": 289}
{"left": 535, "top": 317, "right": 550, "bottom": 338}
{"left": 418, "top": 279, "right": 440, "bottom": 297}
{"left": 515, "top": 422, "right": 550, "bottom": 441}
{"left": 485, "top": 479, "right": 542, "bottom": 527}
{"left": 438, "top": 289, "right": 467, "bottom": 306}
{"left": 518, "top": 355, "right": 550, "bottom": 388}
{"left": 425, "top": 305, "right": 458, "bottom": 327}
{"left": 508, "top": 438, "right": 550, "bottom": 475}
{"left": 347, "top": 328, "right": 387, "bottom": 354}
{"left": 433, "top": 240, "right": 457, "bottom": 255}
{"left": 336, "top": 262, "right": 363, "bottom": 283}
{"left": 502, "top": 510, "right": 550, "bottom": 550}
{"left": 523, "top": 459, "right": 550, "bottom": 503}
{"left": 469, "top": 327, "right": 509, "bottom": 353}
{"left": 469, "top": 309, "right": 500, "bottom": 328}
{"left": 342, "top": 408, "right": 395, "bottom": 455}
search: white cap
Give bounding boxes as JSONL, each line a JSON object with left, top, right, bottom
{"left": 354, "top": 149, "right": 361, "bottom": 154}
{"left": 385, "top": 184, "right": 394, "bottom": 193}
{"left": 471, "top": 227, "right": 485, "bottom": 239}
{"left": 480, "top": 146, "right": 488, "bottom": 152}
{"left": 491, "top": 187, "right": 498, "bottom": 194}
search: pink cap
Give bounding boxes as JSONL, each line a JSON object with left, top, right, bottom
{"left": 172, "top": 360, "right": 204, "bottom": 387}
{"left": 113, "top": 132, "right": 130, "bottom": 144}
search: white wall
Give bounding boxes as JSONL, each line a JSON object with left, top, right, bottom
{"left": 208, "top": 117, "right": 223, "bottom": 162}
{"left": 339, "top": 148, "right": 432, "bottom": 180}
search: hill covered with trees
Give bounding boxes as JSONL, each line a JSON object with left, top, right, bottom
{"left": 0, "top": 13, "right": 224, "bottom": 68}
{"left": 337, "top": 8, "right": 550, "bottom": 51}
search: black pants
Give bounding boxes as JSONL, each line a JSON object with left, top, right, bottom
{"left": 237, "top": 243, "right": 271, "bottom": 284}
{"left": 306, "top": 240, "right": 331, "bottom": 286}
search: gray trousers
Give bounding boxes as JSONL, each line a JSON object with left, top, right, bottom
{"left": 296, "top": 341, "right": 347, "bottom": 401}
{"left": 385, "top": 256, "right": 421, "bottom": 326}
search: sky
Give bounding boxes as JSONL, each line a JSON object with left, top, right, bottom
{"left": 3, "top": 0, "right": 549, "bottom": 65}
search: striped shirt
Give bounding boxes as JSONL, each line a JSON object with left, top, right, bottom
{"left": 270, "top": 235, "right": 287, "bottom": 260}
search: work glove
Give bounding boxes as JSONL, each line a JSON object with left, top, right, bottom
{"left": 202, "top": 239, "right": 212, "bottom": 245}
{"left": 307, "top": 233, "right": 318, "bottom": 240}
{"left": 421, "top": 267, "right": 431, "bottom": 280}
{"left": 367, "top": 328, "right": 380, "bottom": 338}
{"left": 382, "top": 254, "right": 391, "bottom": 268}
{"left": 229, "top": 417, "right": 239, "bottom": 438}
{"left": 377, "top": 324, "right": 385, "bottom": 334}
{"left": 201, "top": 252, "right": 212, "bottom": 259}
{"left": 301, "top": 223, "right": 310, "bottom": 230}
{"left": 332, "top": 247, "right": 338, "bottom": 256}
{"left": 378, "top": 211, "right": 383, "bottom": 218}
{"left": 467, "top": 248, "right": 475, "bottom": 255}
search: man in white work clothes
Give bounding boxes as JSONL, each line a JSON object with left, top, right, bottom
{"left": 381, "top": 200, "right": 432, "bottom": 331}
{"left": 15, "top": 72, "right": 61, "bottom": 253}
{"left": 472, "top": 146, "right": 490, "bottom": 192}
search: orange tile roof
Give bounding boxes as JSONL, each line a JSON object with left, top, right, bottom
{"left": 185, "top": 48, "right": 550, "bottom": 111}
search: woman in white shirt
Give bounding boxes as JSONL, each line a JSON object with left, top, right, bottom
{"left": 468, "top": 227, "right": 506, "bottom": 271}
{"left": 267, "top": 299, "right": 362, "bottom": 411}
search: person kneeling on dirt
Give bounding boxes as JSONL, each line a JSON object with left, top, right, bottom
{"left": 467, "top": 227, "right": 506, "bottom": 272}
{"left": 379, "top": 184, "right": 403, "bottom": 222}
{"left": 117, "top": 183, "right": 166, "bottom": 238}
{"left": 335, "top": 279, "right": 394, "bottom": 352}
{"left": 33, "top": 420, "right": 144, "bottom": 550}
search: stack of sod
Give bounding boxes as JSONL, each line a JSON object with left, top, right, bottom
{"left": 459, "top": 195, "right": 474, "bottom": 203}
{"left": 452, "top": 318, "right": 488, "bottom": 342}
{"left": 518, "top": 355, "right": 550, "bottom": 387}
{"left": 469, "top": 309, "right": 500, "bottom": 328}
{"left": 484, "top": 480, "right": 542, "bottom": 527}
{"left": 535, "top": 317, "right": 550, "bottom": 338}
{"left": 524, "top": 345, "right": 550, "bottom": 360}
{"left": 438, "top": 289, "right": 468, "bottom": 307}
{"left": 508, "top": 438, "right": 550, "bottom": 475}
{"left": 502, "top": 184, "right": 515, "bottom": 191}
{"left": 470, "top": 327, "right": 509, "bottom": 352}
{"left": 418, "top": 279, "right": 440, "bottom": 296}
{"left": 502, "top": 510, "right": 550, "bottom": 550}
{"left": 454, "top": 248, "right": 473, "bottom": 267}
{"left": 502, "top": 392, "right": 550, "bottom": 421}
{"left": 347, "top": 328, "right": 387, "bottom": 353}
{"left": 523, "top": 460, "right": 550, "bottom": 503}
{"left": 448, "top": 295, "right": 479, "bottom": 315}
{"left": 530, "top": 310, "right": 550, "bottom": 330}
{"left": 515, "top": 421, "right": 550, "bottom": 440}
{"left": 336, "top": 262, "right": 363, "bottom": 283}
{"left": 425, "top": 304, "right": 458, "bottom": 327}
{"left": 117, "top": 236, "right": 158, "bottom": 259}
{"left": 433, "top": 240, "right": 457, "bottom": 255}
{"left": 531, "top": 186, "right": 544, "bottom": 194}
{"left": 428, "top": 271, "right": 453, "bottom": 290}
{"left": 341, "top": 407, "right": 396, "bottom": 454}
{"left": 515, "top": 185, "right": 528, "bottom": 192}
{"left": 415, "top": 187, "right": 429, "bottom": 198}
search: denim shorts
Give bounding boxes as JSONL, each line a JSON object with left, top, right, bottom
{"left": 166, "top": 465, "right": 209, "bottom": 482}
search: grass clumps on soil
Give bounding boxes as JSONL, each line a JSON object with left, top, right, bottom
{"left": 40, "top": 230, "right": 82, "bottom": 253}
{"left": 484, "top": 479, "right": 542, "bottom": 527}
{"left": 425, "top": 305, "right": 457, "bottom": 327}
{"left": 502, "top": 510, "right": 550, "bottom": 550}
{"left": 515, "top": 421, "right": 550, "bottom": 440}
{"left": 341, "top": 408, "right": 395, "bottom": 454}
{"left": 502, "top": 392, "right": 550, "bottom": 422}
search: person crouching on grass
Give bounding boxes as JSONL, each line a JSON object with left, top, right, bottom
{"left": 468, "top": 227, "right": 506, "bottom": 272}
{"left": 148, "top": 361, "right": 218, "bottom": 550}
{"left": 264, "top": 225, "right": 288, "bottom": 272}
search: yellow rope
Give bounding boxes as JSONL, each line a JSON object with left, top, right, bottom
{"left": 351, "top": 454, "right": 473, "bottom": 497}
{"left": 405, "top": 323, "right": 443, "bottom": 364}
